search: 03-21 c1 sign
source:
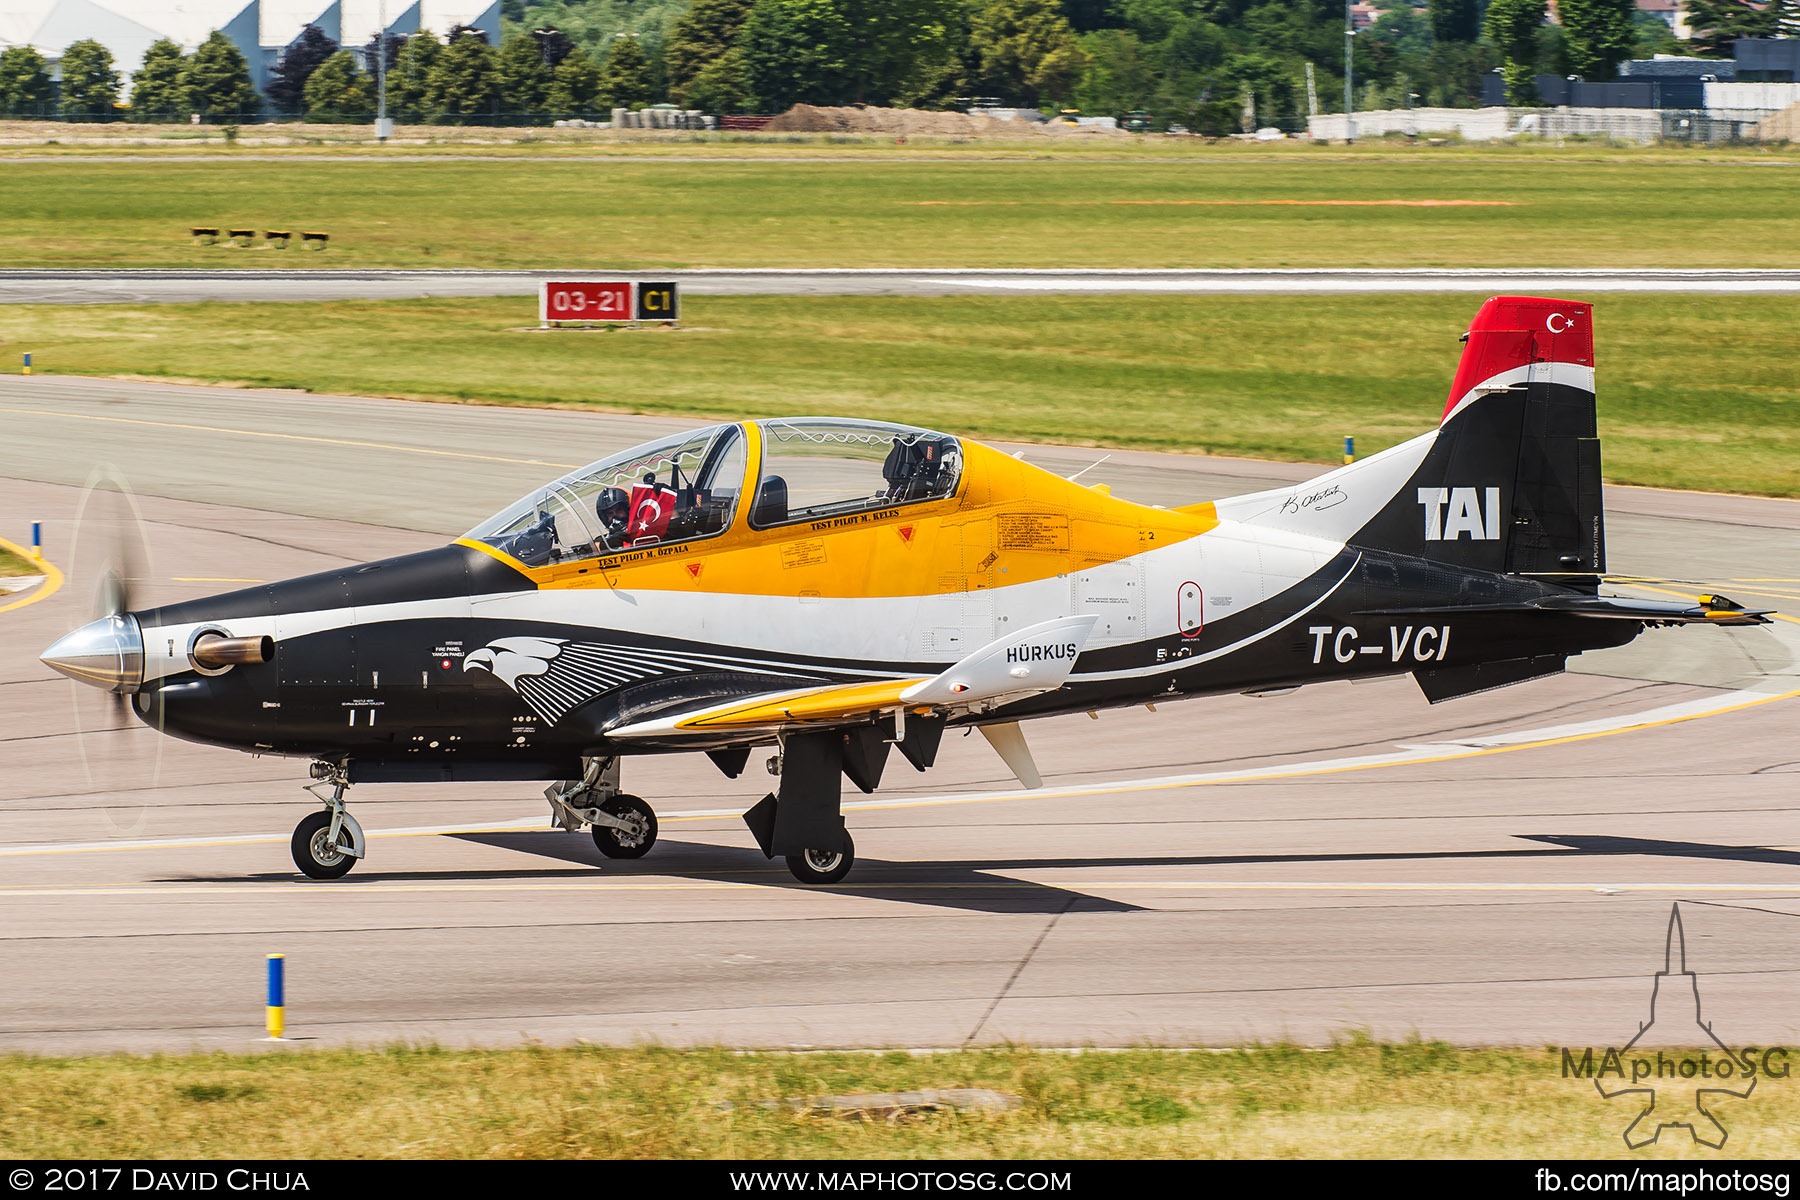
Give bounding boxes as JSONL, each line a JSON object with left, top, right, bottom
{"left": 539, "top": 281, "right": 680, "bottom": 324}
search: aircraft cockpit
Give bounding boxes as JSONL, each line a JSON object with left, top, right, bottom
{"left": 466, "top": 418, "right": 963, "bottom": 568}
{"left": 467, "top": 423, "right": 747, "bottom": 567}
{"left": 750, "top": 418, "right": 962, "bottom": 527}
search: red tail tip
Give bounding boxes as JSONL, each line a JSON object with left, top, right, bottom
{"left": 1443, "top": 296, "right": 1594, "bottom": 425}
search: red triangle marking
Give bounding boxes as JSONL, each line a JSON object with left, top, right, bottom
{"left": 685, "top": 562, "right": 703, "bottom": 579}
{"left": 898, "top": 525, "right": 915, "bottom": 544}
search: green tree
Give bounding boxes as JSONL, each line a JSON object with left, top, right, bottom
{"left": 1428, "top": 0, "right": 1479, "bottom": 43}
{"left": 59, "top": 38, "right": 121, "bottom": 120}
{"left": 1075, "top": 29, "right": 1154, "bottom": 114}
{"left": 0, "top": 46, "right": 55, "bottom": 117}
{"left": 302, "top": 49, "right": 373, "bottom": 121}
{"left": 680, "top": 46, "right": 755, "bottom": 112}
{"left": 1194, "top": 52, "right": 1303, "bottom": 133}
{"left": 1682, "top": 0, "right": 1780, "bottom": 55}
{"left": 1630, "top": 11, "right": 1684, "bottom": 58}
{"left": 971, "top": 0, "right": 1089, "bottom": 106}
{"left": 266, "top": 24, "right": 338, "bottom": 115}
{"left": 595, "top": 33, "right": 655, "bottom": 107}
{"left": 1115, "top": 0, "right": 1187, "bottom": 43}
{"left": 665, "top": 0, "right": 755, "bottom": 101}
{"left": 1482, "top": 0, "right": 1546, "bottom": 102}
{"left": 183, "top": 30, "right": 259, "bottom": 121}
{"left": 837, "top": 0, "right": 963, "bottom": 106}
{"left": 390, "top": 32, "right": 443, "bottom": 120}
{"left": 545, "top": 45, "right": 601, "bottom": 113}
{"left": 426, "top": 28, "right": 500, "bottom": 123}
{"left": 1369, "top": 7, "right": 1436, "bottom": 58}
{"left": 1559, "top": 0, "right": 1636, "bottom": 78}
{"left": 497, "top": 31, "right": 551, "bottom": 117}
{"left": 1424, "top": 39, "right": 1499, "bottom": 106}
{"left": 740, "top": 0, "right": 853, "bottom": 110}
{"left": 128, "top": 38, "right": 187, "bottom": 120}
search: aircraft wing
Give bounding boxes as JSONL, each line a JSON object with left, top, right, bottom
{"left": 606, "top": 614, "right": 1100, "bottom": 744}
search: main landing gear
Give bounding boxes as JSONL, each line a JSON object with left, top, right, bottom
{"left": 545, "top": 757, "right": 661, "bottom": 860}
{"left": 292, "top": 761, "right": 366, "bottom": 880}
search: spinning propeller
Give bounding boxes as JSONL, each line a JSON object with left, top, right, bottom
{"left": 40, "top": 469, "right": 164, "bottom": 826}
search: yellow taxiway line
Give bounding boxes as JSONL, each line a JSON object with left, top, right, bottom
{"left": 0, "top": 535, "right": 63, "bottom": 614}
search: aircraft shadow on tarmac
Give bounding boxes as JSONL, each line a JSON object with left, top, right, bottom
{"left": 199, "top": 832, "right": 1798, "bottom": 908}
{"left": 444, "top": 832, "right": 1147, "bottom": 915}
{"left": 210, "top": 832, "right": 1143, "bottom": 915}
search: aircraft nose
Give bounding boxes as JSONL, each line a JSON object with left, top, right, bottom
{"left": 40, "top": 613, "right": 145, "bottom": 693}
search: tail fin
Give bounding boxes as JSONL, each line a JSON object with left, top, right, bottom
{"left": 1354, "top": 296, "right": 1604, "bottom": 578}
{"left": 1216, "top": 297, "right": 1606, "bottom": 580}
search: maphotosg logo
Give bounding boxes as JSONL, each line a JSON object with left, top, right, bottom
{"left": 1560, "top": 903, "right": 1789, "bottom": 1149}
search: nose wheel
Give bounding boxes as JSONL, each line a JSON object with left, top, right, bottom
{"left": 292, "top": 763, "right": 364, "bottom": 880}
{"left": 292, "top": 809, "right": 360, "bottom": 879}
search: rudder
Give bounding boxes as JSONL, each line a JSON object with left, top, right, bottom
{"left": 1350, "top": 296, "right": 1606, "bottom": 580}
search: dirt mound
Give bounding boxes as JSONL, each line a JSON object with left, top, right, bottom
{"left": 765, "top": 104, "right": 1120, "bottom": 137}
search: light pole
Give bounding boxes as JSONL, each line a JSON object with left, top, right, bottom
{"left": 1344, "top": 0, "right": 1355, "bottom": 143}
{"left": 374, "top": 0, "right": 392, "bottom": 141}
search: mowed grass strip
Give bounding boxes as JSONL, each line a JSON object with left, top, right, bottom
{"left": 1, "top": 293, "right": 1793, "bottom": 496}
{"left": 0, "top": 545, "right": 38, "bottom": 576}
{"left": 4, "top": 149, "right": 1800, "bottom": 268}
{"left": 1, "top": 1042, "right": 1793, "bottom": 1159}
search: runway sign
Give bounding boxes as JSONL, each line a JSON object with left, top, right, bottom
{"left": 540, "top": 280, "right": 634, "bottom": 324}
{"left": 636, "top": 282, "right": 679, "bottom": 321}
{"left": 539, "top": 281, "right": 680, "bottom": 325}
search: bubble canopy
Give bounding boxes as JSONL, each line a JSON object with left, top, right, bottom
{"left": 466, "top": 419, "right": 963, "bottom": 566}
{"left": 466, "top": 424, "right": 746, "bottom": 567}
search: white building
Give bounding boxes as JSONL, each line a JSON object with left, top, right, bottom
{"left": 0, "top": 1, "right": 500, "bottom": 101}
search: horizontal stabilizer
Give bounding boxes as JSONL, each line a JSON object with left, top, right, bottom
{"left": 1361, "top": 591, "right": 1771, "bottom": 627}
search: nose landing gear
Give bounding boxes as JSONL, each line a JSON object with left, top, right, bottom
{"left": 292, "top": 762, "right": 365, "bottom": 879}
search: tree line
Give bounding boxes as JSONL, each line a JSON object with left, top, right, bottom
{"left": 0, "top": 0, "right": 1789, "bottom": 131}
{"left": 0, "top": 32, "right": 258, "bottom": 121}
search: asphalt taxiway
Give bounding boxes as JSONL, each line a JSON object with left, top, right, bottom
{"left": 1, "top": 375, "right": 1796, "bottom": 1054}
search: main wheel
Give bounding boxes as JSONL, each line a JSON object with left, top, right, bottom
{"left": 785, "top": 832, "right": 855, "bottom": 885}
{"left": 292, "top": 810, "right": 356, "bottom": 880}
{"left": 591, "top": 794, "right": 657, "bottom": 859}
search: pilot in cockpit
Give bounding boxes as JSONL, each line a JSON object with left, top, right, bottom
{"left": 591, "top": 486, "right": 632, "bottom": 552}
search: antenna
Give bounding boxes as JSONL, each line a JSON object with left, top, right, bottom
{"left": 1065, "top": 455, "right": 1111, "bottom": 483}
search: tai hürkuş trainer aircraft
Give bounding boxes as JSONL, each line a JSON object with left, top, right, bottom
{"left": 41, "top": 296, "right": 1770, "bottom": 883}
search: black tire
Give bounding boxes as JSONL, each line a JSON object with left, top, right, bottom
{"left": 591, "top": 794, "right": 657, "bottom": 859}
{"left": 786, "top": 832, "right": 855, "bottom": 885}
{"left": 292, "top": 810, "right": 356, "bottom": 880}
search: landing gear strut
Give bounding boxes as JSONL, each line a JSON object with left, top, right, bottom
{"left": 292, "top": 761, "right": 365, "bottom": 879}
{"left": 744, "top": 730, "right": 858, "bottom": 885}
{"left": 546, "top": 757, "right": 660, "bottom": 861}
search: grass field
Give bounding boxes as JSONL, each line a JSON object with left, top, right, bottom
{"left": 4, "top": 145, "right": 1800, "bottom": 269}
{"left": 1, "top": 293, "right": 1793, "bottom": 496}
{"left": 2, "top": 1041, "right": 1792, "bottom": 1159}
{"left": 0, "top": 545, "right": 37, "bottom": 576}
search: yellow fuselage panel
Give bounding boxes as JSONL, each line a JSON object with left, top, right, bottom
{"left": 463, "top": 438, "right": 1219, "bottom": 600}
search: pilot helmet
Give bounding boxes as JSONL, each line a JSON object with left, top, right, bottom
{"left": 596, "top": 487, "right": 629, "bottom": 520}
